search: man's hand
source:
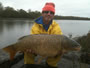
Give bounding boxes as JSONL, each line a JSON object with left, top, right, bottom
{"left": 26, "top": 49, "right": 35, "bottom": 54}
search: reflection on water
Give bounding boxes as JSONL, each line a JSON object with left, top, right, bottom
{"left": 0, "top": 19, "right": 90, "bottom": 49}
{"left": 0, "top": 19, "right": 33, "bottom": 49}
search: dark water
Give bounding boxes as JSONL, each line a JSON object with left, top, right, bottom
{"left": 0, "top": 19, "right": 90, "bottom": 49}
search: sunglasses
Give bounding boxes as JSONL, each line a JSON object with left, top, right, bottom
{"left": 42, "top": 11, "right": 54, "bottom": 15}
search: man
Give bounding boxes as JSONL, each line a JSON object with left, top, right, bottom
{"left": 24, "top": 2, "right": 63, "bottom": 68}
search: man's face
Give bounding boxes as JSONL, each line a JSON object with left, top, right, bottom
{"left": 42, "top": 11, "right": 55, "bottom": 22}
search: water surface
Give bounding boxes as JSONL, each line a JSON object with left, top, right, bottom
{"left": 0, "top": 19, "right": 90, "bottom": 48}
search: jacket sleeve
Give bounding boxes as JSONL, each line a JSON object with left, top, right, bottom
{"left": 52, "top": 24, "right": 63, "bottom": 35}
{"left": 31, "top": 23, "right": 41, "bottom": 34}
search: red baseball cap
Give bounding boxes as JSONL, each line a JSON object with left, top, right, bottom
{"left": 42, "top": 2, "right": 55, "bottom": 13}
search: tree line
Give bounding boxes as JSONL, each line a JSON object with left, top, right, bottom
{"left": 0, "top": 2, "right": 90, "bottom": 20}
{"left": 0, "top": 2, "right": 41, "bottom": 19}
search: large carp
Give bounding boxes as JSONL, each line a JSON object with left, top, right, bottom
{"left": 2, "top": 34, "right": 81, "bottom": 63}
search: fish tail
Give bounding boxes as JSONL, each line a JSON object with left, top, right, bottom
{"left": 3, "top": 45, "right": 16, "bottom": 60}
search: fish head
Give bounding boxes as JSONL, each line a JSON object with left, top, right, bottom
{"left": 61, "top": 35, "right": 81, "bottom": 52}
{"left": 68, "top": 39, "right": 81, "bottom": 51}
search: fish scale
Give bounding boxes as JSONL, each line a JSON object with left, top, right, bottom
{"left": 2, "top": 34, "right": 81, "bottom": 64}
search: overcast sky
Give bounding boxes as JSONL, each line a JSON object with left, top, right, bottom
{"left": 0, "top": 0, "right": 90, "bottom": 18}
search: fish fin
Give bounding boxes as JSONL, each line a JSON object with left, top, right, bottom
{"left": 3, "top": 46, "right": 16, "bottom": 60}
{"left": 18, "top": 35, "right": 30, "bottom": 40}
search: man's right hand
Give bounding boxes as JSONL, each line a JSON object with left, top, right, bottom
{"left": 25, "top": 49, "right": 35, "bottom": 54}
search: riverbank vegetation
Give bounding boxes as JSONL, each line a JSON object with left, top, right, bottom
{"left": 75, "top": 31, "right": 90, "bottom": 64}
{"left": 76, "top": 31, "right": 90, "bottom": 53}
{"left": 0, "top": 2, "right": 90, "bottom": 20}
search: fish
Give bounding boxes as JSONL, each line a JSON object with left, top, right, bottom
{"left": 2, "top": 34, "right": 81, "bottom": 63}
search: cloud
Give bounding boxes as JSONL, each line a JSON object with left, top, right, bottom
{"left": 0, "top": 0, "right": 90, "bottom": 17}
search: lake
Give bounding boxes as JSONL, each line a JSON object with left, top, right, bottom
{"left": 0, "top": 19, "right": 90, "bottom": 49}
